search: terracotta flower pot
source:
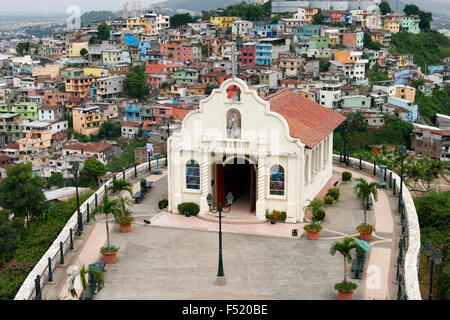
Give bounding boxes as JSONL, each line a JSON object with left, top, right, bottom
{"left": 360, "top": 232, "right": 372, "bottom": 241}
{"left": 102, "top": 252, "right": 117, "bottom": 264}
{"left": 338, "top": 290, "right": 354, "bottom": 300}
{"left": 307, "top": 230, "right": 319, "bottom": 240}
{"left": 120, "top": 224, "right": 131, "bottom": 233}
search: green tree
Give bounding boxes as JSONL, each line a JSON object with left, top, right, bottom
{"left": 305, "top": 199, "right": 325, "bottom": 223}
{"left": 170, "top": 13, "right": 196, "bottom": 28}
{"left": 83, "top": 158, "right": 106, "bottom": 184}
{"left": 0, "top": 163, "right": 48, "bottom": 231}
{"left": 97, "top": 121, "right": 121, "bottom": 140}
{"left": 97, "top": 23, "right": 111, "bottom": 40}
{"left": 330, "top": 237, "right": 362, "bottom": 283}
{"left": 319, "top": 58, "right": 330, "bottom": 72}
{"left": 47, "top": 172, "right": 64, "bottom": 188}
{"left": 16, "top": 42, "right": 30, "bottom": 55}
{"left": 404, "top": 4, "right": 420, "bottom": 16}
{"left": 353, "top": 178, "right": 379, "bottom": 225}
{"left": 379, "top": 2, "right": 392, "bottom": 15}
{"left": 205, "top": 85, "right": 215, "bottom": 95}
{"left": 0, "top": 210, "right": 23, "bottom": 263}
{"left": 418, "top": 11, "right": 433, "bottom": 31}
{"left": 363, "top": 32, "right": 382, "bottom": 50}
{"left": 125, "top": 65, "right": 148, "bottom": 99}
{"left": 80, "top": 48, "right": 88, "bottom": 57}
{"left": 312, "top": 9, "right": 325, "bottom": 25}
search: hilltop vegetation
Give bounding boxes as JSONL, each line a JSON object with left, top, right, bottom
{"left": 81, "top": 11, "right": 117, "bottom": 27}
{"left": 391, "top": 30, "right": 450, "bottom": 71}
{"left": 415, "top": 85, "right": 450, "bottom": 125}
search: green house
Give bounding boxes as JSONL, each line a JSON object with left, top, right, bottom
{"left": 11, "top": 101, "right": 38, "bottom": 120}
{"left": 173, "top": 69, "right": 198, "bottom": 85}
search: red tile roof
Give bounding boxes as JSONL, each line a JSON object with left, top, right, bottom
{"left": 265, "top": 89, "right": 346, "bottom": 148}
{"left": 62, "top": 142, "right": 112, "bottom": 152}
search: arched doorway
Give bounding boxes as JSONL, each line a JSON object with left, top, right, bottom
{"left": 215, "top": 156, "right": 256, "bottom": 213}
{"left": 215, "top": 156, "right": 257, "bottom": 213}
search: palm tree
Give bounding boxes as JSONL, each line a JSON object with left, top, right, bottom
{"left": 93, "top": 193, "right": 120, "bottom": 251}
{"left": 66, "top": 264, "right": 104, "bottom": 298}
{"left": 305, "top": 199, "right": 324, "bottom": 223}
{"left": 353, "top": 177, "right": 378, "bottom": 225}
{"left": 108, "top": 179, "right": 133, "bottom": 218}
{"left": 330, "top": 237, "right": 362, "bottom": 282}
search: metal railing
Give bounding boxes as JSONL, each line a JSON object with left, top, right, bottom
{"left": 332, "top": 154, "right": 421, "bottom": 300}
{"left": 15, "top": 157, "right": 167, "bottom": 300}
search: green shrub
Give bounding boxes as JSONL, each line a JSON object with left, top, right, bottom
{"left": 158, "top": 199, "right": 168, "bottom": 209}
{"left": 334, "top": 281, "right": 358, "bottom": 293}
{"left": 314, "top": 209, "right": 326, "bottom": 222}
{"left": 0, "top": 260, "right": 33, "bottom": 299}
{"left": 100, "top": 246, "right": 119, "bottom": 254}
{"left": 324, "top": 195, "right": 334, "bottom": 205}
{"left": 327, "top": 188, "right": 340, "bottom": 201}
{"left": 177, "top": 202, "right": 200, "bottom": 215}
{"left": 342, "top": 171, "right": 352, "bottom": 182}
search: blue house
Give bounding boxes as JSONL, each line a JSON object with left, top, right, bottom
{"left": 295, "top": 25, "right": 321, "bottom": 37}
{"left": 125, "top": 103, "right": 141, "bottom": 121}
{"left": 253, "top": 24, "right": 279, "bottom": 37}
{"left": 256, "top": 43, "right": 273, "bottom": 65}
{"left": 387, "top": 97, "right": 418, "bottom": 123}
{"left": 124, "top": 33, "right": 151, "bottom": 61}
{"left": 90, "top": 82, "right": 98, "bottom": 101}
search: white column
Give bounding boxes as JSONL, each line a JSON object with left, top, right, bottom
{"left": 199, "top": 147, "right": 210, "bottom": 214}
{"left": 255, "top": 139, "right": 266, "bottom": 220}
{"left": 308, "top": 149, "right": 312, "bottom": 182}
{"left": 172, "top": 147, "right": 182, "bottom": 213}
{"left": 320, "top": 141, "right": 324, "bottom": 169}
{"left": 286, "top": 155, "right": 296, "bottom": 223}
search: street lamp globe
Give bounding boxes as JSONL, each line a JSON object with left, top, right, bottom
{"left": 424, "top": 242, "right": 433, "bottom": 258}
{"left": 226, "top": 192, "right": 234, "bottom": 206}
{"left": 399, "top": 145, "right": 407, "bottom": 158}
{"left": 206, "top": 193, "right": 213, "bottom": 208}
{"left": 433, "top": 249, "right": 443, "bottom": 266}
{"left": 71, "top": 162, "right": 79, "bottom": 175}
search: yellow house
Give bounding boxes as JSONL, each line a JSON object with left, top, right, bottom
{"left": 297, "top": 90, "right": 314, "bottom": 101}
{"left": 395, "top": 85, "right": 416, "bottom": 102}
{"left": 66, "top": 41, "right": 89, "bottom": 57}
{"left": 384, "top": 20, "right": 400, "bottom": 34}
{"left": 73, "top": 106, "right": 104, "bottom": 136}
{"left": 188, "top": 84, "right": 206, "bottom": 95}
{"left": 210, "top": 16, "right": 237, "bottom": 28}
{"left": 83, "top": 67, "right": 110, "bottom": 78}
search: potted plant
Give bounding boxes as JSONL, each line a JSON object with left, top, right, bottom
{"left": 115, "top": 197, "right": 135, "bottom": 232}
{"left": 330, "top": 237, "right": 362, "bottom": 300}
{"left": 66, "top": 264, "right": 105, "bottom": 299}
{"left": 303, "top": 223, "right": 323, "bottom": 240}
{"left": 356, "top": 223, "right": 376, "bottom": 241}
{"left": 92, "top": 193, "right": 121, "bottom": 264}
{"left": 353, "top": 178, "right": 378, "bottom": 240}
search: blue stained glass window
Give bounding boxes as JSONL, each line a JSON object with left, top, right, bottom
{"left": 186, "top": 160, "right": 200, "bottom": 190}
{"left": 269, "top": 165, "right": 285, "bottom": 196}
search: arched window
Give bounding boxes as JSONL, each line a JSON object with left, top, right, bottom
{"left": 226, "top": 109, "right": 241, "bottom": 139}
{"left": 226, "top": 85, "right": 241, "bottom": 101}
{"left": 186, "top": 160, "right": 200, "bottom": 190}
{"left": 269, "top": 165, "right": 285, "bottom": 196}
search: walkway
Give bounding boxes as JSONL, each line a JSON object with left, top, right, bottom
{"left": 51, "top": 165, "right": 397, "bottom": 300}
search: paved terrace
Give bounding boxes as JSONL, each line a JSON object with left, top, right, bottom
{"left": 45, "top": 163, "right": 403, "bottom": 300}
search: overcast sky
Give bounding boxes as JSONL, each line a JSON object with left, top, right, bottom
{"left": 0, "top": 0, "right": 164, "bottom": 15}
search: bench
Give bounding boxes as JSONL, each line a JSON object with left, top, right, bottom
{"left": 145, "top": 181, "right": 153, "bottom": 192}
{"left": 79, "top": 259, "right": 106, "bottom": 300}
{"left": 134, "top": 191, "right": 144, "bottom": 204}
{"left": 366, "top": 196, "right": 373, "bottom": 211}
{"left": 333, "top": 180, "right": 339, "bottom": 187}
{"left": 351, "top": 251, "right": 366, "bottom": 280}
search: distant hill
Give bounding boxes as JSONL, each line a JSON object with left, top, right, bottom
{"left": 152, "top": 0, "right": 255, "bottom": 14}
{"left": 81, "top": 11, "right": 117, "bottom": 27}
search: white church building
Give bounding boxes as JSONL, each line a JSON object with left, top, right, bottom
{"left": 167, "top": 78, "right": 346, "bottom": 222}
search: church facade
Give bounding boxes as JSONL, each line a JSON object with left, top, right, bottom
{"left": 167, "top": 78, "right": 346, "bottom": 222}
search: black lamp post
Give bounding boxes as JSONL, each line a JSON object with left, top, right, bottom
{"left": 71, "top": 162, "right": 82, "bottom": 236}
{"left": 342, "top": 119, "right": 349, "bottom": 166}
{"left": 398, "top": 145, "right": 407, "bottom": 212}
{"left": 162, "top": 115, "right": 174, "bottom": 166}
{"left": 207, "top": 192, "right": 234, "bottom": 285}
{"left": 424, "top": 242, "right": 443, "bottom": 300}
